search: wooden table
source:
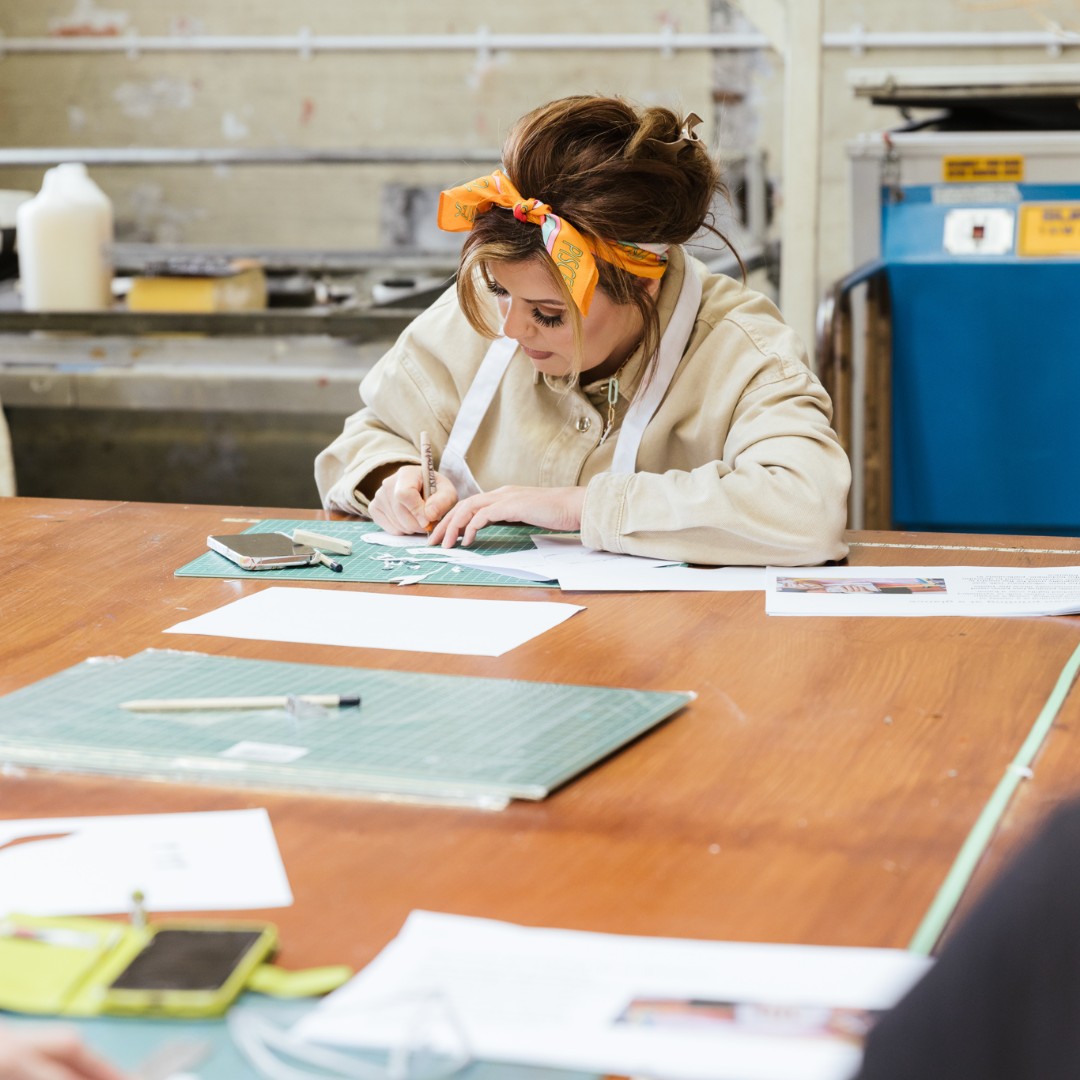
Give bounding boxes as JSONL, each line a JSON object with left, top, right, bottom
{"left": 5, "top": 497, "right": 1080, "bottom": 973}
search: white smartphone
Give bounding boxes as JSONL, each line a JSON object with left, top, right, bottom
{"left": 207, "top": 532, "right": 318, "bottom": 571}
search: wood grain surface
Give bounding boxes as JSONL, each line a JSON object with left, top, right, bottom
{"left": 4, "top": 498, "right": 1080, "bottom": 969}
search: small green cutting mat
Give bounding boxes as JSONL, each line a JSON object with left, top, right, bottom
{"left": 175, "top": 520, "right": 557, "bottom": 588}
{"left": 0, "top": 650, "right": 692, "bottom": 809}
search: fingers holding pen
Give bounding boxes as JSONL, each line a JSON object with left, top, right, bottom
{"left": 368, "top": 465, "right": 458, "bottom": 536}
{"left": 369, "top": 466, "right": 427, "bottom": 535}
{"left": 422, "top": 473, "right": 458, "bottom": 533}
{"left": 367, "top": 464, "right": 591, "bottom": 547}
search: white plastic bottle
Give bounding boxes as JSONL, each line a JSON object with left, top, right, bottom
{"left": 15, "top": 162, "right": 114, "bottom": 311}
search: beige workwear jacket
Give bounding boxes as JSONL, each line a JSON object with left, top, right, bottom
{"left": 315, "top": 249, "right": 851, "bottom": 566}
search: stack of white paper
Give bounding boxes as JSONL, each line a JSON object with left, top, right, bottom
{"left": 293, "top": 911, "right": 930, "bottom": 1080}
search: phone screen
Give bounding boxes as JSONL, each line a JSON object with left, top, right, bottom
{"left": 108, "top": 929, "right": 266, "bottom": 992}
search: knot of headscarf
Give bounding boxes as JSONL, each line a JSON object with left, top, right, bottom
{"left": 436, "top": 168, "right": 668, "bottom": 316}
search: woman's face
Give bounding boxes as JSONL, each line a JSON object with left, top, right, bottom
{"left": 486, "top": 258, "right": 646, "bottom": 379}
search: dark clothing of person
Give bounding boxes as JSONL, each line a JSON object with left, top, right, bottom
{"left": 855, "top": 798, "right": 1080, "bottom": 1080}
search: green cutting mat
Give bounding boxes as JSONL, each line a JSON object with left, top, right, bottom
{"left": 0, "top": 650, "right": 692, "bottom": 809}
{"left": 176, "top": 520, "right": 558, "bottom": 588}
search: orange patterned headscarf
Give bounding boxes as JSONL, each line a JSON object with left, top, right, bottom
{"left": 437, "top": 169, "right": 668, "bottom": 316}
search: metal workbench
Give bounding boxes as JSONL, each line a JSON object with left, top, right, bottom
{"left": 0, "top": 251, "right": 440, "bottom": 506}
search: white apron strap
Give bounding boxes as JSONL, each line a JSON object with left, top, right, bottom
{"left": 438, "top": 334, "right": 518, "bottom": 499}
{"left": 610, "top": 253, "right": 703, "bottom": 475}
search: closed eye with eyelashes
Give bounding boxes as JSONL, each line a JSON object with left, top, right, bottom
{"left": 486, "top": 277, "right": 565, "bottom": 329}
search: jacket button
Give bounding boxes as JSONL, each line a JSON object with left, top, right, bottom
{"left": 575, "top": 416, "right": 592, "bottom": 433}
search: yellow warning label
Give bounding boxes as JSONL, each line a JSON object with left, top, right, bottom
{"left": 942, "top": 155, "right": 1024, "bottom": 182}
{"left": 1018, "top": 203, "right": 1080, "bottom": 256}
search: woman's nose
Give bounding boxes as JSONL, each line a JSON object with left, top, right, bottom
{"left": 500, "top": 299, "right": 532, "bottom": 340}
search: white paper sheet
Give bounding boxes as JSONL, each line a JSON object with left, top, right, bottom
{"left": 767, "top": 564, "right": 1080, "bottom": 617}
{"left": 530, "top": 536, "right": 765, "bottom": 592}
{"left": 410, "top": 546, "right": 558, "bottom": 582}
{"left": 166, "top": 587, "right": 584, "bottom": 656}
{"left": 361, "top": 532, "right": 427, "bottom": 548}
{"left": 361, "top": 532, "right": 559, "bottom": 582}
{"left": 0, "top": 809, "right": 293, "bottom": 916}
{"left": 350, "top": 531, "right": 555, "bottom": 580}
{"left": 360, "top": 532, "right": 766, "bottom": 591}
{"left": 293, "top": 910, "right": 931, "bottom": 1080}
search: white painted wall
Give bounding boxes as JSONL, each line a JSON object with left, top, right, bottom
{"left": 1, "top": 0, "right": 1079, "bottom": 318}
{"left": 0, "top": 2, "right": 711, "bottom": 250}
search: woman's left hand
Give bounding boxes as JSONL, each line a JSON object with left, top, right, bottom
{"left": 0, "top": 1024, "right": 129, "bottom": 1080}
{"left": 429, "top": 486, "right": 586, "bottom": 548}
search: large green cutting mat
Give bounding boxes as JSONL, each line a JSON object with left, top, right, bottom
{"left": 0, "top": 651, "right": 692, "bottom": 809}
{"left": 175, "top": 520, "right": 557, "bottom": 588}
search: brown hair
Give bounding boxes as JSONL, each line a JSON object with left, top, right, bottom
{"left": 456, "top": 95, "right": 736, "bottom": 377}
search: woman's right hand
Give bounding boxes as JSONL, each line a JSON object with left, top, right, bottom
{"left": 368, "top": 465, "right": 458, "bottom": 535}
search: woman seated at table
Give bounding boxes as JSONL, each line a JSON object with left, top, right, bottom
{"left": 316, "top": 95, "right": 851, "bottom": 566}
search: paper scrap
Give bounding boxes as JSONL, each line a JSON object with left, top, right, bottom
{"left": 220, "top": 741, "right": 309, "bottom": 764}
{"left": 392, "top": 574, "right": 430, "bottom": 586}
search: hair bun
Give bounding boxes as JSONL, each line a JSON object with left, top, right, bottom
{"left": 643, "top": 112, "right": 705, "bottom": 164}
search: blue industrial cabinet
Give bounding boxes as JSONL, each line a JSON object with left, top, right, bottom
{"left": 846, "top": 125, "right": 1080, "bottom": 535}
